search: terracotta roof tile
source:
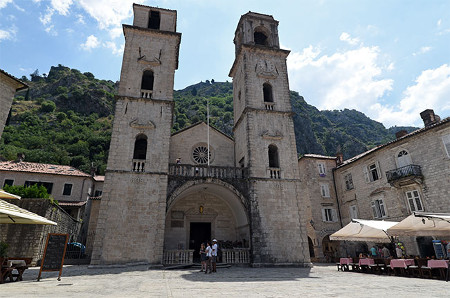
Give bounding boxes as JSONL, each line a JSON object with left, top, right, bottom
{"left": 93, "top": 175, "right": 105, "bottom": 182}
{"left": 0, "top": 161, "right": 91, "bottom": 177}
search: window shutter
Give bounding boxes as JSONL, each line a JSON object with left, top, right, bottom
{"left": 376, "top": 161, "right": 382, "bottom": 179}
{"left": 379, "top": 199, "right": 386, "bottom": 217}
{"left": 321, "top": 209, "right": 326, "bottom": 221}
{"left": 442, "top": 134, "right": 450, "bottom": 157}
{"left": 371, "top": 201, "right": 377, "bottom": 218}
{"left": 363, "top": 167, "right": 370, "bottom": 183}
{"left": 332, "top": 209, "right": 338, "bottom": 222}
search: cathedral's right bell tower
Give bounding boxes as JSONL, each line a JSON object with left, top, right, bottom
{"left": 229, "top": 12, "right": 310, "bottom": 266}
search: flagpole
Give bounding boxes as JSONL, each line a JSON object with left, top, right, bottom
{"left": 207, "top": 96, "right": 210, "bottom": 167}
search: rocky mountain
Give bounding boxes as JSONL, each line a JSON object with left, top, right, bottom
{"left": 0, "top": 65, "right": 417, "bottom": 174}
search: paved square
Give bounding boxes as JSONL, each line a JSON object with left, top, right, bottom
{"left": 1, "top": 264, "right": 447, "bottom": 297}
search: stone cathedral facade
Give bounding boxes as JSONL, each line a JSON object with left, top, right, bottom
{"left": 91, "top": 4, "right": 310, "bottom": 267}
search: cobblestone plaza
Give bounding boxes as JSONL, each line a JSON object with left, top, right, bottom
{"left": 1, "top": 264, "right": 446, "bottom": 297}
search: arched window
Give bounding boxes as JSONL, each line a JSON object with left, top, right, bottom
{"left": 263, "top": 83, "right": 273, "bottom": 102}
{"left": 254, "top": 31, "right": 268, "bottom": 46}
{"left": 141, "top": 70, "right": 154, "bottom": 91}
{"left": 133, "top": 134, "right": 148, "bottom": 160}
{"left": 397, "top": 150, "right": 412, "bottom": 168}
{"left": 148, "top": 10, "right": 160, "bottom": 30}
{"left": 268, "top": 145, "right": 279, "bottom": 168}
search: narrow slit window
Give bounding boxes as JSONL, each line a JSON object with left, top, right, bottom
{"left": 254, "top": 31, "right": 268, "bottom": 45}
{"left": 268, "top": 145, "right": 279, "bottom": 168}
{"left": 263, "top": 83, "right": 273, "bottom": 102}
{"left": 133, "top": 134, "right": 148, "bottom": 160}
{"left": 148, "top": 10, "right": 161, "bottom": 30}
{"left": 141, "top": 70, "right": 154, "bottom": 91}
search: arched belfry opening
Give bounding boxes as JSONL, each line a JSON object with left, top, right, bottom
{"left": 133, "top": 134, "right": 148, "bottom": 160}
{"left": 148, "top": 10, "right": 161, "bottom": 30}
{"left": 263, "top": 83, "right": 273, "bottom": 102}
{"left": 254, "top": 31, "right": 268, "bottom": 46}
{"left": 141, "top": 70, "right": 154, "bottom": 91}
{"left": 268, "top": 144, "right": 279, "bottom": 168}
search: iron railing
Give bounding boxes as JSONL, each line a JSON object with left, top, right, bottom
{"left": 386, "top": 164, "right": 422, "bottom": 183}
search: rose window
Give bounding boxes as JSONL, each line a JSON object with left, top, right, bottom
{"left": 192, "top": 146, "right": 211, "bottom": 164}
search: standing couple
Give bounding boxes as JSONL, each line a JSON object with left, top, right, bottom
{"left": 200, "top": 239, "right": 218, "bottom": 273}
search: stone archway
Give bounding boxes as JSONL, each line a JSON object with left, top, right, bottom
{"left": 164, "top": 180, "right": 250, "bottom": 263}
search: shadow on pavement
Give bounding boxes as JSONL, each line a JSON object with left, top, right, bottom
{"left": 179, "top": 266, "right": 316, "bottom": 282}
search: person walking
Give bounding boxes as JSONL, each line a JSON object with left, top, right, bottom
{"left": 381, "top": 245, "right": 390, "bottom": 258}
{"left": 205, "top": 241, "right": 212, "bottom": 274}
{"left": 370, "top": 245, "right": 377, "bottom": 258}
{"left": 211, "top": 239, "right": 218, "bottom": 272}
{"left": 199, "top": 243, "right": 207, "bottom": 272}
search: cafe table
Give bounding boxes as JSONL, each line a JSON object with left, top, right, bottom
{"left": 427, "top": 259, "right": 449, "bottom": 281}
{"left": 390, "top": 259, "right": 415, "bottom": 268}
{"left": 358, "top": 258, "right": 375, "bottom": 266}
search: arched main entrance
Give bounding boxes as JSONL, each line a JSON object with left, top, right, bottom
{"left": 164, "top": 180, "right": 250, "bottom": 263}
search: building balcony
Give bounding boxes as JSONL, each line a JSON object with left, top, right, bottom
{"left": 268, "top": 167, "right": 281, "bottom": 179}
{"left": 264, "top": 102, "right": 275, "bottom": 110}
{"left": 169, "top": 163, "right": 248, "bottom": 179}
{"left": 386, "top": 164, "right": 423, "bottom": 187}
{"left": 132, "top": 159, "right": 146, "bottom": 172}
{"left": 141, "top": 89, "right": 152, "bottom": 99}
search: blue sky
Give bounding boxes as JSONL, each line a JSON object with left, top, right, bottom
{"left": 1, "top": 0, "right": 449, "bottom": 128}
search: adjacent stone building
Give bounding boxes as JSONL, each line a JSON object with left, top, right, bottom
{"left": 298, "top": 154, "right": 341, "bottom": 261}
{"left": 333, "top": 110, "right": 450, "bottom": 257}
{"left": 0, "top": 69, "right": 27, "bottom": 138}
{"left": 90, "top": 4, "right": 310, "bottom": 267}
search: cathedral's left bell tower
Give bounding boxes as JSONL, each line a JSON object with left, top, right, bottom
{"left": 91, "top": 4, "right": 181, "bottom": 265}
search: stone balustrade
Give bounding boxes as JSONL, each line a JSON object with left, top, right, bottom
{"left": 132, "top": 159, "right": 146, "bottom": 172}
{"left": 222, "top": 248, "right": 250, "bottom": 264}
{"left": 141, "top": 89, "right": 152, "bottom": 99}
{"left": 169, "top": 164, "right": 248, "bottom": 179}
{"left": 268, "top": 167, "right": 281, "bottom": 179}
{"left": 264, "top": 102, "right": 275, "bottom": 110}
{"left": 163, "top": 249, "right": 194, "bottom": 265}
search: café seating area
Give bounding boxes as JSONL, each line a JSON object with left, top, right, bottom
{"left": 1, "top": 257, "right": 31, "bottom": 283}
{"left": 337, "top": 257, "right": 449, "bottom": 281}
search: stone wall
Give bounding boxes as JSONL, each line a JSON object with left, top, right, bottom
{"left": 0, "top": 198, "right": 80, "bottom": 266}
{"left": 169, "top": 122, "right": 235, "bottom": 167}
{"left": 0, "top": 73, "right": 18, "bottom": 138}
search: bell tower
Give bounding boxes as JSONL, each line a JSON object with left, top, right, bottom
{"left": 229, "top": 12, "right": 310, "bottom": 265}
{"left": 91, "top": 4, "right": 181, "bottom": 265}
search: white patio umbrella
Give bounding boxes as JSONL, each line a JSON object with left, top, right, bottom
{"left": 0, "top": 199, "right": 57, "bottom": 225}
{"left": 330, "top": 219, "right": 399, "bottom": 243}
{"left": 0, "top": 189, "right": 21, "bottom": 200}
{"left": 387, "top": 212, "right": 450, "bottom": 237}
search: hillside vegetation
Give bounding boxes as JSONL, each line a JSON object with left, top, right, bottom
{"left": 0, "top": 65, "right": 417, "bottom": 174}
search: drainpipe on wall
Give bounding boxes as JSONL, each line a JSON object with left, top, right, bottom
{"left": 332, "top": 167, "right": 343, "bottom": 228}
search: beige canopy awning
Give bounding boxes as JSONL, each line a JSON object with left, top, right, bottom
{"left": 387, "top": 212, "right": 450, "bottom": 237}
{"left": 330, "top": 219, "right": 399, "bottom": 243}
{"left": 0, "top": 189, "right": 21, "bottom": 200}
{"left": 0, "top": 199, "right": 57, "bottom": 225}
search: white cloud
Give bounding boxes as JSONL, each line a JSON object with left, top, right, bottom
{"left": 0, "top": 25, "right": 16, "bottom": 42}
{"left": 0, "top": 0, "right": 12, "bottom": 9}
{"left": 413, "top": 46, "right": 432, "bottom": 56}
{"left": 81, "top": 34, "right": 100, "bottom": 51}
{"left": 51, "top": 0, "right": 73, "bottom": 16}
{"left": 339, "top": 32, "right": 360, "bottom": 46}
{"left": 376, "top": 64, "right": 450, "bottom": 126}
{"left": 104, "top": 41, "right": 124, "bottom": 55}
{"left": 76, "top": 14, "right": 85, "bottom": 24}
{"left": 39, "top": 7, "right": 54, "bottom": 26}
{"left": 288, "top": 45, "right": 393, "bottom": 114}
{"left": 77, "top": 0, "right": 134, "bottom": 38}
